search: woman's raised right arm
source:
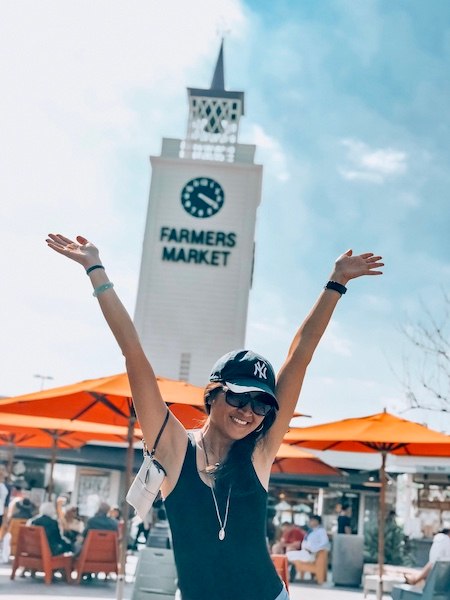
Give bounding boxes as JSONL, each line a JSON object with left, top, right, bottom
{"left": 46, "top": 234, "right": 187, "bottom": 464}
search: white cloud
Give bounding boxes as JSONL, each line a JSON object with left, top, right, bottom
{"left": 0, "top": 1, "right": 248, "bottom": 237}
{"left": 320, "top": 321, "right": 353, "bottom": 357}
{"left": 361, "top": 293, "right": 392, "bottom": 313}
{"left": 0, "top": 0, "right": 248, "bottom": 396}
{"left": 248, "top": 123, "right": 291, "bottom": 182}
{"left": 339, "top": 138, "right": 408, "bottom": 184}
{"left": 398, "top": 192, "right": 420, "bottom": 208}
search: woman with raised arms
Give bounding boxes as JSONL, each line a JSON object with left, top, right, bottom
{"left": 46, "top": 233, "right": 383, "bottom": 600}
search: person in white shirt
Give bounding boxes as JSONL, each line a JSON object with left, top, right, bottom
{"left": 286, "top": 515, "right": 330, "bottom": 563}
{"left": 405, "top": 529, "right": 450, "bottom": 585}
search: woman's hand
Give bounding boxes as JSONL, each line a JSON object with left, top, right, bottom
{"left": 46, "top": 234, "right": 101, "bottom": 269}
{"left": 331, "top": 249, "right": 384, "bottom": 285}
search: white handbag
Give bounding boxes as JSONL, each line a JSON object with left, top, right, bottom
{"left": 126, "top": 408, "right": 169, "bottom": 520}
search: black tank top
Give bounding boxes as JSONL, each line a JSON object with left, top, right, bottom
{"left": 164, "top": 435, "right": 283, "bottom": 600}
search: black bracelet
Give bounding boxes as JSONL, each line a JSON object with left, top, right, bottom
{"left": 86, "top": 264, "right": 105, "bottom": 275}
{"left": 325, "top": 280, "right": 347, "bottom": 295}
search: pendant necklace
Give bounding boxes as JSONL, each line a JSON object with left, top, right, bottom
{"left": 200, "top": 431, "right": 231, "bottom": 541}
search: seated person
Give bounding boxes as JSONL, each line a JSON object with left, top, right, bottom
{"left": 405, "top": 529, "right": 450, "bottom": 585}
{"left": 29, "top": 502, "right": 72, "bottom": 555}
{"left": 84, "top": 502, "right": 118, "bottom": 533}
{"left": 11, "top": 498, "right": 35, "bottom": 520}
{"left": 108, "top": 505, "right": 122, "bottom": 522}
{"left": 286, "top": 515, "right": 330, "bottom": 563}
{"left": 74, "top": 501, "right": 119, "bottom": 556}
{"left": 108, "top": 505, "right": 125, "bottom": 541}
{"left": 56, "top": 498, "right": 84, "bottom": 551}
{"left": 272, "top": 522, "right": 305, "bottom": 554}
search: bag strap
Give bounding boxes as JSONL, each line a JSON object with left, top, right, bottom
{"left": 149, "top": 407, "right": 170, "bottom": 457}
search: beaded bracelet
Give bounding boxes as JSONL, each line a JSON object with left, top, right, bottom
{"left": 93, "top": 282, "right": 114, "bottom": 297}
{"left": 86, "top": 265, "right": 105, "bottom": 275}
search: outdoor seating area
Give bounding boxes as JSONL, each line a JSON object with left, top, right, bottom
{"left": 0, "top": 357, "right": 449, "bottom": 600}
{"left": 291, "top": 548, "right": 329, "bottom": 584}
{"left": 391, "top": 561, "right": 450, "bottom": 600}
{"left": 11, "top": 525, "right": 73, "bottom": 585}
{"left": 1, "top": 402, "right": 449, "bottom": 600}
{"left": 9, "top": 525, "right": 118, "bottom": 585}
{"left": 2, "top": 528, "right": 450, "bottom": 600}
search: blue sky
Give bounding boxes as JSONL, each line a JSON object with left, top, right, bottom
{"left": 1, "top": 0, "right": 449, "bottom": 433}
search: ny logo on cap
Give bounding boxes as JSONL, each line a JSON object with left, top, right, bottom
{"left": 254, "top": 361, "right": 267, "bottom": 379}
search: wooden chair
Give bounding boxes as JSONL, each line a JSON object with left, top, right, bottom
{"left": 391, "top": 561, "right": 450, "bottom": 600}
{"left": 271, "top": 554, "right": 289, "bottom": 592}
{"left": 72, "top": 529, "right": 119, "bottom": 584}
{"left": 10, "top": 525, "right": 73, "bottom": 585}
{"left": 291, "top": 548, "right": 329, "bottom": 584}
{"left": 8, "top": 519, "right": 28, "bottom": 558}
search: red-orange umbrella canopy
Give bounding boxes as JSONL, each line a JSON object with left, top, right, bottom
{"left": 284, "top": 411, "right": 450, "bottom": 597}
{"left": 0, "top": 412, "right": 144, "bottom": 497}
{"left": 169, "top": 403, "right": 207, "bottom": 429}
{"left": 284, "top": 410, "right": 450, "bottom": 455}
{"left": 271, "top": 444, "right": 342, "bottom": 476}
{"left": 0, "top": 412, "right": 141, "bottom": 447}
{"left": 0, "top": 373, "right": 205, "bottom": 426}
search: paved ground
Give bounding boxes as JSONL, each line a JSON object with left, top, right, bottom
{"left": 1, "top": 555, "right": 394, "bottom": 600}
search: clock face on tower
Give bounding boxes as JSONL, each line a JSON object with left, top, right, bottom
{"left": 180, "top": 177, "right": 225, "bottom": 218}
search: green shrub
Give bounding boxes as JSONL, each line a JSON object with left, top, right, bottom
{"left": 364, "top": 520, "right": 415, "bottom": 566}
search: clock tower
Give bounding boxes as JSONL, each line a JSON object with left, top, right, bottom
{"left": 134, "top": 41, "right": 263, "bottom": 385}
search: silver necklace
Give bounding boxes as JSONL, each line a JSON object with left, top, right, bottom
{"left": 200, "top": 431, "right": 232, "bottom": 541}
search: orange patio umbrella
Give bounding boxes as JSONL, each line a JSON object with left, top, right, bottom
{"left": 0, "top": 373, "right": 206, "bottom": 491}
{"left": 0, "top": 372, "right": 205, "bottom": 599}
{"left": 272, "top": 443, "right": 342, "bottom": 476}
{"left": 0, "top": 412, "right": 143, "bottom": 497}
{"left": 0, "top": 373, "right": 205, "bottom": 422}
{"left": 284, "top": 410, "right": 450, "bottom": 599}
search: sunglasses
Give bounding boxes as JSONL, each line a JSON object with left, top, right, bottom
{"left": 223, "top": 388, "right": 274, "bottom": 417}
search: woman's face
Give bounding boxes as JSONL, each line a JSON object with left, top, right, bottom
{"left": 208, "top": 388, "right": 266, "bottom": 440}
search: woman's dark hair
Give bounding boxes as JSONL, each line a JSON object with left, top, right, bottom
{"left": 203, "top": 382, "right": 277, "bottom": 496}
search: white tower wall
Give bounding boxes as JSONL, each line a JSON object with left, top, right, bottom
{"left": 134, "top": 144, "right": 262, "bottom": 385}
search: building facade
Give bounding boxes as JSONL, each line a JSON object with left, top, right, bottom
{"left": 134, "top": 42, "right": 264, "bottom": 385}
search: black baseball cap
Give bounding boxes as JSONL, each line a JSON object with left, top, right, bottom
{"left": 209, "top": 349, "right": 279, "bottom": 410}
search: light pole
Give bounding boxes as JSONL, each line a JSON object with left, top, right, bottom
{"left": 34, "top": 374, "right": 54, "bottom": 391}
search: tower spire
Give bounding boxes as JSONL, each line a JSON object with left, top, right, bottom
{"left": 210, "top": 39, "right": 225, "bottom": 91}
{"left": 185, "top": 39, "right": 244, "bottom": 161}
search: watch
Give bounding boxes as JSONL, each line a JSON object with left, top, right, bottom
{"left": 180, "top": 177, "right": 225, "bottom": 218}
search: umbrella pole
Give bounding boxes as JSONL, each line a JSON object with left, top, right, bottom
{"left": 6, "top": 443, "right": 15, "bottom": 480}
{"left": 116, "top": 411, "right": 136, "bottom": 600}
{"left": 377, "top": 451, "right": 387, "bottom": 600}
{"left": 47, "top": 437, "right": 57, "bottom": 500}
